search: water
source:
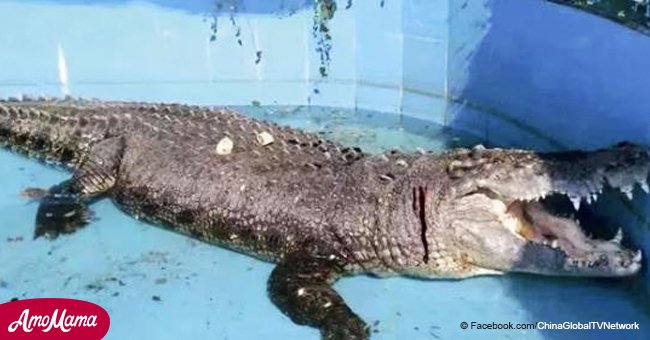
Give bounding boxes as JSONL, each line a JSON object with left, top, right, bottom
{"left": 0, "top": 106, "right": 647, "bottom": 340}
{"left": 236, "top": 105, "right": 482, "bottom": 153}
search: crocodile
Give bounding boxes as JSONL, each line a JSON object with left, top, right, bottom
{"left": 0, "top": 97, "right": 647, "bottom": 339}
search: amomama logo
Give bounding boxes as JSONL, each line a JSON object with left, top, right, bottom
{"left": 0, "top": 298, "right": 110, "bottom": 339}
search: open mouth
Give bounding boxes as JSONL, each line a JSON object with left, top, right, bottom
{"left": 504, "top": 190, "right": 643, "bottom": 275}
{"left": 452, "top": 142, "right": 649, "bottom": 276}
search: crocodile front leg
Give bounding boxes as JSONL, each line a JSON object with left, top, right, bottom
{"left": 33, "top": 136, "right": 125, "bottom": 239}
{"left": 268, "top": 253, "right": 369, "bottom": 340}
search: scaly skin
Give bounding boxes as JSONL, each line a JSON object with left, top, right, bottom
{"left": 0, "top": 97, "right": 647, "bottom": 339}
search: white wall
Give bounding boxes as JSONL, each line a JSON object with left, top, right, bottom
{"left": 0, "top": 0, "right": 448, "bottom": 118}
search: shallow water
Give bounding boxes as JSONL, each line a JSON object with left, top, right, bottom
{"left": 0, "top": 106, "right": 648, "bottom": 340}
{"left": 236, "top": 105, "right": 482, "bottom": 153}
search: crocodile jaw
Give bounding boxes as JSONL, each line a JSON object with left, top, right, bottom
{"left": 447, "top": 142, "right": 648, "bottom": 278}
{"left": 509, "top": 200, "right": 642, "bottom": 277}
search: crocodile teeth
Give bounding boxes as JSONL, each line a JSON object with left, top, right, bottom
{"left": 569, "top": 195, "right": 581, "bottom": 211}
{"left": 610, "top": 228, "right": 623, "bottom": 244}
{"left": 550, "top": 239, "right": 559, "bottom": 249}
{"left": 639, "top": 181, "right": 649, "bottom": 194}
{"left": 620, "top": 185, "right": 634, "bottom": 200}
{"left": 633, "top": 250, "right": 642, "bottom": 262}
{"left": 591, "top": 193, "right": 598, "bottom": 203}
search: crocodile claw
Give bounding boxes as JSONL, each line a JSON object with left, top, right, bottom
{"left": 322, "top": 316, "right": 369, "bottom": 340}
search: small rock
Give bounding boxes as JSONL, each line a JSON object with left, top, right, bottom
{"left": 396, "top": 159, "right": 408, "bottom": 167}
{"left": 216, "top": 137, "right": 234, "bottom": 155}
{"left": 6, "top": 236, "right": 24, "bottom": 242}
{"left": 19, "top": 187, "right": 48, "bottom": 200}
{"left": 256, "top": 131, "right": 274, "bottom": 146}
{"left": 85, "top": 283, "right": 104, "bottom": 292}
{"left": 152, "top": 295, "right": 161, "bottom": 302}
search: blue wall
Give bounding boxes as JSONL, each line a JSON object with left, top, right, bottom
{"left": 450, "top": 0, "right": 650, "bottom": 151}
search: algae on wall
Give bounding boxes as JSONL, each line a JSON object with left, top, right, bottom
{"left": 548, "top": 0, "right": 650, "bottom": 35}
{"left": 206, "top": 0, "right": 389, "bottom": 79}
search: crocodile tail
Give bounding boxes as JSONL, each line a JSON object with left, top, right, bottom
{"left": 0, "top": 97, "right": 109, "bottom": 167}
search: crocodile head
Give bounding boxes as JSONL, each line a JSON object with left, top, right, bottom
{"left": 438, "top": 142, "right": 648, "bottom": 278}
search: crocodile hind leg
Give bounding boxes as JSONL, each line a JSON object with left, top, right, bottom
{"left": 268, "top": 253, "right": 369, "bottom": 340}
{"left": 33, "top": 137, "right": 124, "bottom": 239}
